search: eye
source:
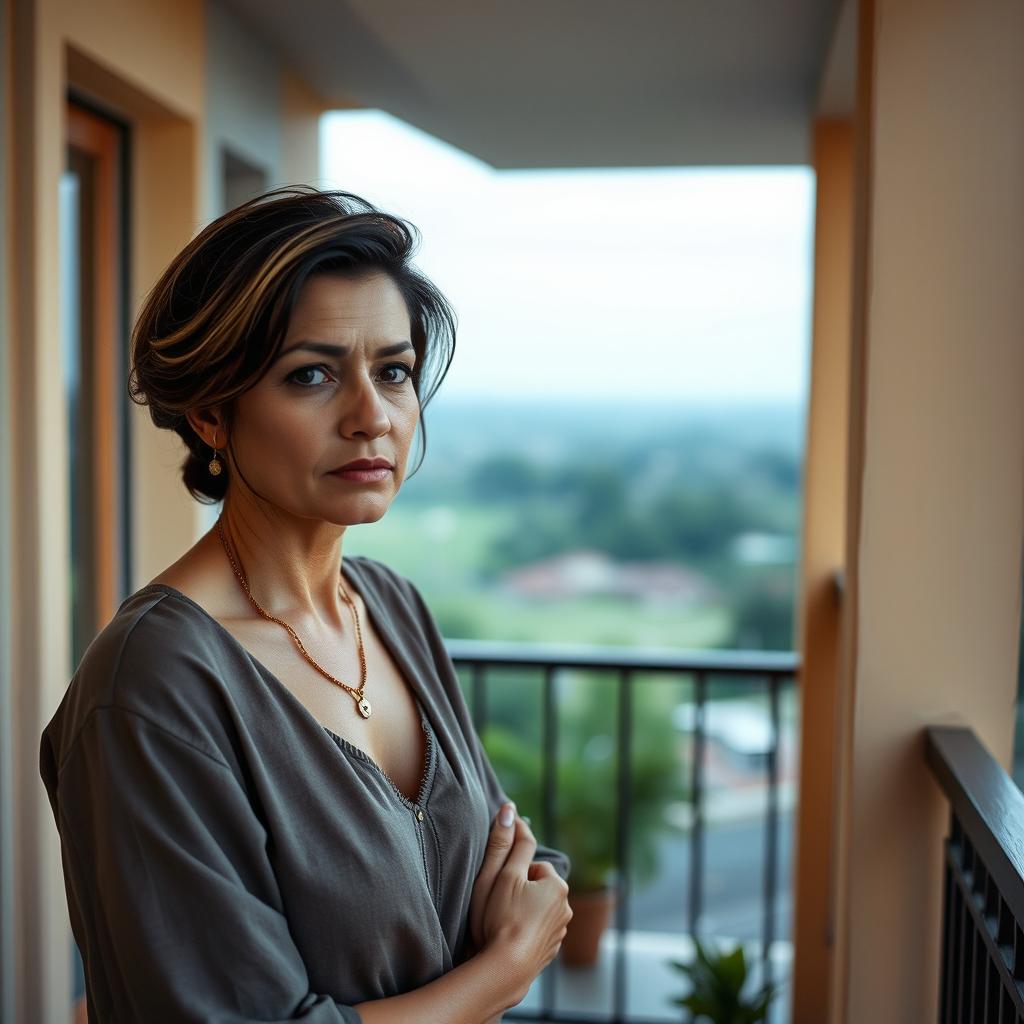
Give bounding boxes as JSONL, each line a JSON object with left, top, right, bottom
{"left": 286, "top": 364, "right": 333, "bottom": 388}
{"left": 378, "top": 362, "right": 415, "bottom": 385}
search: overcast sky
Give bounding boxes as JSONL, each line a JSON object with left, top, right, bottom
{"left": 320, "top": 110, "right": 815, "bottom": 404}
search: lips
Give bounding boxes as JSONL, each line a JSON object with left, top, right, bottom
{"left": 331, "top": 457, "right": 393, "bottom": 473}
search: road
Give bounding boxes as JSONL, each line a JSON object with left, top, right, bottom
{"left": 627, "top": 808, "right": 795, "bottom": 943}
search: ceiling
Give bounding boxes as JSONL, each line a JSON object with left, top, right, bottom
{"left": 228, "top": 0, "right": 848, "bottom": 168}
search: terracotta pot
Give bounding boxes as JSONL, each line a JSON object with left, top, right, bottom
{"left": 560, "top": 886, "right": 617, "bottom": 967}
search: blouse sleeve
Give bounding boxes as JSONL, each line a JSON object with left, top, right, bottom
{"left": 47, "top": 705, "right": 363, "bottom": 1023}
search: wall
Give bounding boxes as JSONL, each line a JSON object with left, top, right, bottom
{"left": 282, "top": 69, "right": 327, "bottom": 189}
{"left": 204, "top": 0, "right": 283, "bottom": 221}
{"left": 835, "top": 0, "right": 1024, "bottom": 1018}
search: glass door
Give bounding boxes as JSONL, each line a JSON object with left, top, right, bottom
{"left": 61, "top": 99, "right": 131, "bottom": 667}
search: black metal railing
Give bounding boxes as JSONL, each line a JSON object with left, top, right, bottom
{"left": 926, "top": 727, "right": 1024, "bottom": 1024}
{"left": 446, "top": 639, "right": 799, "bottom": 1024}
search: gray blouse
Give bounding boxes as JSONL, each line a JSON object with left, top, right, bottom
{"left": 39, "top": 555, "right": 570, "bottom": 1023}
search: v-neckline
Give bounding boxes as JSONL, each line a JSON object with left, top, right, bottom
{"left": 135, "top": 557, "right": 436, "bottom": 808}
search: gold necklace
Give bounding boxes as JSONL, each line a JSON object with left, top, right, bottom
{"left": 215, "top": 517, "right": 373, "bottom": 719}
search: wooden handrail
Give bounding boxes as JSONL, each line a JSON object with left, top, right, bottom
{"left": 925, "top": 726, "right": 1024, "bottom": 927}
{"left": 925, "top": 725, "right": 1024, "bottom": 1021}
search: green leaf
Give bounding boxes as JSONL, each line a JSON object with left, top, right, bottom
{"left": 668, "top": 939, "right": 777, "bottom": 1024}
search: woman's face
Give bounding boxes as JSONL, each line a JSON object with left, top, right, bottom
{"left": 225, "top": 271, "right": 420, "bottom": 526}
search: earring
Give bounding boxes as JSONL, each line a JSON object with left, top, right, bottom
{"left": 208, "top": 431, "right": 223, "bottom": 477}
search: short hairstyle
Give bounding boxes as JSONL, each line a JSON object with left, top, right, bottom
{"left": 128, "top": 185, "right": 456, "bottom": 504}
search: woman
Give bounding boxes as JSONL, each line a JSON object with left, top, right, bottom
{"left": 39, "top": 186, "right": 572, "bottom": 1023}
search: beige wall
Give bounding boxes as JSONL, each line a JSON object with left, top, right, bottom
{"left": 282, "top": 70, "right": 328, "bottom": 189}
{"left": 834, "top": 0, "right": 1024, "bottom": 1020}
{"left": 5, "top": 1, "right": 324, "bottom": 1018}
{"left": 61, "top": 0, "right": 203, "bottom": 114}
{"left": 204, "top": 0, "right": 281, "bottom": 219}
{"left": 791, "top": 118, "right": 853, "bottom": 1023}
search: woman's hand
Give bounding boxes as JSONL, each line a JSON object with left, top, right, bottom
{"left": 479, "top": 816, "right": 573, "bottom": 1000}
{"left": 467, "top": 802, "right": 518, "bottom": 955}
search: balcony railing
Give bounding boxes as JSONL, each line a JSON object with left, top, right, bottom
{"left": 926, "top": 726, "right": 1024, "bottom": 1023}
{"left": 446, "top": 639, "right": 799, "bottom": 1024}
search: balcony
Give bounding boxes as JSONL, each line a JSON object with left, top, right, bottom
{"left": 5, "top": 2, "right": 1023, "bottom": 1021}
{"left": 447, "top": 639, "right": 799, "bottom": 1024}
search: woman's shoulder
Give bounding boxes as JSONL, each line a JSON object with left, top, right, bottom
{"left": 344, "top": 554, "right": 439, "bottom": 630}
{"left": 344, "top": 553, "right": 419, "bottom": 602}
{"left": 91, "top": 582, "right": 237, "bottom": 698}
{"left": 42, "top": 584, "right": 242, "bottom": 774}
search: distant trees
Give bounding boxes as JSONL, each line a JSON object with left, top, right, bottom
{"left": 468, "top": 455, "right": 545, "bottom": 501}
{"left": 726, "top": 571, "right": 796, "bottom": 650}
{"left": 468, "top": 450, "right": 798, "bottom": 573}
{"left": 431, "top": 429, "right": 803, "bottom": 651}
{"left": 647, "top": 486, "right": 750, "bottom": 562}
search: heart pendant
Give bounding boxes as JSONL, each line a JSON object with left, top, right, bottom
{"left": 357, "top": 698, "right": 372, "bottom": 719}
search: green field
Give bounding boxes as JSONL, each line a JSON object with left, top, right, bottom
{"left": 343, "top": 500, "right": 735, "bottom": 648}
{"left": 343, "top": 499, "right": 507, "bottom": 584}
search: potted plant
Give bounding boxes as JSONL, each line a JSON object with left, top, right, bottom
{"left": 480, "top": 669, "right": 681, "bottom": 966}
{"left": 669, "top": 935, "right": 778, "bottom": 1023}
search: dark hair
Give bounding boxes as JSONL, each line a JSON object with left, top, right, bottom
{"left": 128, "top": 185, "right": 456, "bottom": 503}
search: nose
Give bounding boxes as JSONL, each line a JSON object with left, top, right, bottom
{"left": 337, "top": 368, "right": 391, "bottom": 440}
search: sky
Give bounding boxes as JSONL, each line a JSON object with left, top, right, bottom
{"left": 319, "top": 109, "right": 815, "bottom": 405}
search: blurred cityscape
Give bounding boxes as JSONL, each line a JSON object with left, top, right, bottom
{"left": 346, "top": 395, "right": 804, "bottom": 652}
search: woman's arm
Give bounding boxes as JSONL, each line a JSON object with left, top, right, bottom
{"left": 353, "top": 943, "right": 518, "bottom": 1024}
{"left": 43, "top": 576, "right": 561, "bottom": 1024}
{"left": 45, "top": 706, "right": 367, "bottom": 1022}
{"left": 47, "top": 703, "right": 534, "bottom": 1024}
{"left": 357, "top": 817, "right": 571, "bottom": 1024}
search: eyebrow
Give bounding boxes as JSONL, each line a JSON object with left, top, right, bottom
{"left": 278, "top": 340, "right": 415, "bottom": 360}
